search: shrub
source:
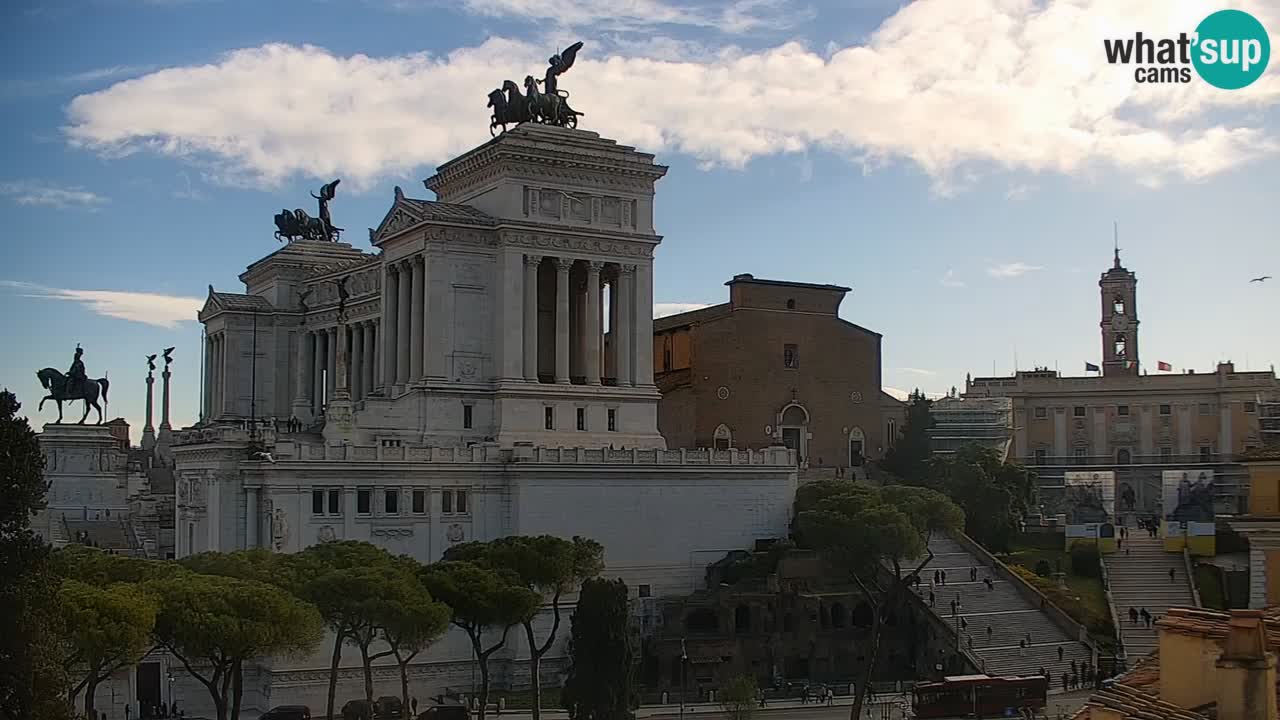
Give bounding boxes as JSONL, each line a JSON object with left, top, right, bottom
{"left": 1034, "top": 559, "right": 1053, "bottom": 578}
{"left": 1069, "top": 544, "right": 1101, "bottom": 579}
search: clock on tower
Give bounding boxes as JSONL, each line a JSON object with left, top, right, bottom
{"left": 1099, "top": 247, "right": 1139, "bottom": 377}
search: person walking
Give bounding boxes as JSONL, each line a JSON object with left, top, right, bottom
{"left": 986, "top": 625, "right": 993, "bottom": 642}
{"left": 941, "top": 569, "right": 947, "bottom": 585}
{"left": 1169, "top": 567, "right": 1176, "bottom": 583}
{"left": 929, "top": 590, "right": 936, "bottom": 608}
{"left": 1057, "top": 645, "right": 1065, "bottom": 662}
{"left": 1018, "top": 638, "right": 1027, "bottom": 656}
{"left": 1062, "top": 673, "right": 1069, "bottom": 692}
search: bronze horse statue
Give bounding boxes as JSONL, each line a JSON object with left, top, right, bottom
{"left": 36, "top": 368, "right": 110, "bottom": 424}
{"left": 523, "top": 74, "right": 581, "bottom": 128}
{"left": 489, "top": 80, "right": 533, "bottom": 136}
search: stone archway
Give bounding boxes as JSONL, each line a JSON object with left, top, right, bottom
{"left": 714, "top": 423, "right": 733, "bottom": 450}
{"left": 779, "top": 402, "right": 809, "bottom": 464}
{"left": 848, "top": 427, "right": 866, "bottom": 467}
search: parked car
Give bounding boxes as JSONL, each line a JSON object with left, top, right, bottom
{"left": 260, "top": 706, "right": 312, "bottom": 720}
{"left": 342, "top": 699, "right": 374, "bottom": 720}
{"left": 416, "top": 704, "right": 471, "bottom": 720}
{"left": 375, "top": 696, "right": 404, "bottom": 718}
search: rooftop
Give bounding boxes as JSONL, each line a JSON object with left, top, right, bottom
{"left": 723, "top": 273, "right": 851, "bottom": 292}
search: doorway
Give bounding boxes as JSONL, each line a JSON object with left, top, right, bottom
{"left": 137, "top": 662, "right": 161, "bottom": 718}
{"left": 782, "top": 428, "right": 803, "bottom": 464}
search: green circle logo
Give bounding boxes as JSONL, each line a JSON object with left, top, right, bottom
{"left": 1192, "top": 9, "right": 1270, "bottom": 89}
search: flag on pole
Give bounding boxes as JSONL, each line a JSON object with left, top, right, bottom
{"left": 1085, "top": 362, "right": 1100, "bottom": 372}
{"left": 1158, "top": 361, "right": 1172, "bottom": 372}
{"left": 1123, "top": 360, "right": 1135, "bottom": 369}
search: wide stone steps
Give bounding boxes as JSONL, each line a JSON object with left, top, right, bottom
{"left": 1103, "top": 532, "right": 1197, "bottom": 659}
{"left": 909, "top": 535, "right": 1093, "bottom": 681}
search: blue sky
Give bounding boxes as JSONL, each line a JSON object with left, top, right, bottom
{"left": 1, "top": 0, "right": 1277, "bottom": 440}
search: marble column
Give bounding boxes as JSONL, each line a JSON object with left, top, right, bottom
{"left": 383, "top": 266, "right": 400, "bottom": 391}
{"left": 202, "top": 334, "right": 212, "bottom": 421}
{"left": 311, "top": 332, "right": 324, "bottom": 416}
{"left": 351, "top": 323, "right": 364, "bottom": 401}
{"left": 246, "top": 487, "right": 259, "bottom": 548}
{"left": 555, "top": 258, "right": 572, "bottom": 384}
{"left": 327, "top": 327, "right": 338, "bottom": 403}
{"left": 617, "top": 265, "right": 634, "bottom": 386}
{"left": 633, "top": 262, "right": 654, "bottom": 386}
{"left": 396, "top": 260, "right": 412, "bottom": 386}
{"left": 214, "top": 334, "right": 224, "bottom": 417}
{"left": 410, "top": 256, "right": 425, "bottom": 381}
{"left": 585, "top": 261, "right": 602, "bottom": 385}
{"left": 160, "top": 365, "right": 172, "bottom": 430}
{"left": 523, "top": 255, "right": 540, "bottom": 381}
{"left": 297, "top": 329, "right": 313, "bottom": 407}
{"left": 363, "top": 321, "right": 376, "bottom": 399}
{"left": 144, "top": 372, "right": 156, "bottom": 435}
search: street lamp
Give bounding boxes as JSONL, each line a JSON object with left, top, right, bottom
{"left": 167, "top": 672, "right": 175, "bottom": 712}
{"left": 679, "top": 638, "right": 687, "bottom": 720}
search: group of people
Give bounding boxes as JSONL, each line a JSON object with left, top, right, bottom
{"left": 1129, "top": 606, "right": 1160, "bottom": 627}
{"left": 1045, "top": 658, "right": 1102, "bottom": 692}
{"left": 238, "top": 416, "right": 307, "bottom": 433}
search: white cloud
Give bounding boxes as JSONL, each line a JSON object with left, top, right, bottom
{"left": 987, "top": 262, "right": 1043, "bottom": 279}
{"left": 898, "top": 367, "right": 936, "bottom": 376}
{"left": 0, "top": 281, "right": 202, "bottom": 329}
{"left": 654, "top": 302, "right": 710, "bottom": 318}
{"left": 940, "top": 269, "right": 965, "bottom": 288}
{"left": 63, "top": 1, "right": 1280, "bottom": 191}
{"left": 444, "top": 0, "right": 804, "bottom": 34}
{"left": 0, "top": 181, "right": 106, "bottom": 209}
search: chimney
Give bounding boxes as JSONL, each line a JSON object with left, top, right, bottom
{"left": 1215, "top": 610, "right": 1277, "bottom": 720}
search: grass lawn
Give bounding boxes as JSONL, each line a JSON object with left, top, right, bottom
{"left": 1002, "top": 534, "right": 1117, "bottom": 653}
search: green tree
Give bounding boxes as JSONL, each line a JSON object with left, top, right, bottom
{"left": 148, "top": 572, "right": 323, "bottom": 720}
{"left": 561, "top": 578, "right": 633, "bottom": 720}
{"left": 180, "top": 547, "right": 286, "bottom": 586}
{"left": 795, "top": 481, "right": 963, "bottom": 720}
{"left": 920, "top": 445, "right": 1036, "bottom": 552}
{"left": 421, "top": 561, "right": 539, "bottom": 720}
{"left": 881, "top": 390, "right": 934, "bottom": 482}
{"left": 378, "top": 558, "right": 451, "bottom": 716}
{"left": 718, "top": 675, "right": 757, "bottom": 720}
{"left": 446, "top": 535, "right": 605, "bottom": 720}
{"left": 60, "top": 580, "right": 158, "bottom": 718}
{"left": 287, "top": 541, "right": 396, "bottom": 720}
{"left": 0, "top": 389, "right": 71, "bottom": 720}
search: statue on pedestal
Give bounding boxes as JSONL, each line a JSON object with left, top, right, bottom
{"left": 36, "top": 344, "right": 111, "bottom": 424}
{"left": 488, "top": 42, "right": 584, "bottom": 135}
{"left": 273, "top": 179, "right": 343, "bottom": 243}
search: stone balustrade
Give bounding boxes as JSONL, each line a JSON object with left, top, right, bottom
{"left": 277, "top": 440, "right": 796, "bottom": 466}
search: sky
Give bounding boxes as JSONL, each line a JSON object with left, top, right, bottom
{"left": 1, "top": 0, "right": 1277, "bottom": 440}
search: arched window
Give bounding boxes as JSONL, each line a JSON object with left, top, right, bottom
{"left": 1113, "top": 296, "right": 1125, "bottom": 315}
{"left": 714, "top": 424, "right": 733, "bottom": 450}
{"left": 1117, "top": 448, "right": 1132, "bottom": 465}
{"left": 852, "top": 602, "right": 874, "bottom": 627}
{"left": 786, "top": 298, "right": 796, "bottom": 310}
{"left": 1114, "top": 333, "right": 1127, "bottom": 357}
{"left": 849, "top": 427, "right": 866, "bottom": 466}
{"left": 887, "top": 418, "right": 897, "bottom": 448}
{"left": 734, "top": 605, "right": 751, "bottom": 633}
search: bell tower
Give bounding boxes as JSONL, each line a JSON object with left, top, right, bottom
{"left": 1100, "top": 244, "right": 1139, "bottom": 377}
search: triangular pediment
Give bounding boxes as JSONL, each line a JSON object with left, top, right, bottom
{"left": 370, "top": 194, "right": 425, "bottom": 245}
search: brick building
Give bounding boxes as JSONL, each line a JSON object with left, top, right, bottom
{"left": 653, "top": 274, "right": 884, "bottom": 473}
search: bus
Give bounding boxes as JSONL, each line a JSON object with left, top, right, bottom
{"left": 911, "top": 674, "right": 1048, "bottom": 718}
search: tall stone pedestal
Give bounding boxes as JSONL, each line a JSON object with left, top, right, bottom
{"left": 38, "top": 423, "right": 130, "bottom": 518}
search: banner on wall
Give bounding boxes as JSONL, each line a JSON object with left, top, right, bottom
{"left": 1162, "top": 470, "right": 1215, "bottom": 522}
{"left": 1063, "top": 471, "right": 1115, "bottom": 523}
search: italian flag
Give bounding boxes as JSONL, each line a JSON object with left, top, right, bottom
{"left": 1158, "top": 361, "right": 1172, "bottom": 372}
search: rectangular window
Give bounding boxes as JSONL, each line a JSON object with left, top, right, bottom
{"left": 328, "top": 489, "right": 341, "bottom": 515}
{"left": 442, "top": 490, "right": 453, "bottom": 514}
{"left": 1117, "top": 405, "right": 1129, "bottom": 416}
{"left": 577, "top": 407, "right": 586, "bottom": 431}
{"left": 1199, "top": 403, "right": 1212, "bottom": 416}
{"left": 357, "top": 489, "right": 371, "bottom": 515}
{"left": 1159, "top": 404, "right": 1172, "bottom": 416}
{"left": 1034, "top": 407, "right": 1047, "bottom": 419}
{"left": 1034, "top": 449, "right": 1047, "bottom": 465}
{"left": 1200, "top": 446, "right": 1212, "bottom": 462}
{"left": 783, "top": 344, "right": 799, "bottom": 369}
{"left": 385, "top": 490, "right": 399, "bottom": 514}
{"left": 1073, "top": 447, "right": 1087, "bottom": 462}
{"left": 463, "top": 405, "right": 473, "bottom": 429}
{"left": 456, "top": 490, "right": 468, "bottom": 514}
{"left": 312, "top": 490, "right": 324, "bottom": 514}
{"left": 545, "top": 407, "right": 554, "bottom": 430}
{"left": 412, "top": 490, "right": 426, "bottom": 514}
{"left": 1245, "top": 401, "right": 1257, "bottom": 414}
{"left": 639, "top": 584, "right": 652, "bottom": 598}
{"left": 608, "top": 408, "right": 617, "bottom": 432}
{"left": 1160, "top": 447, "right": 1172, "bottom": 462}
{"left": 1073, "top": 406, "right": 1086, "bottom": 417}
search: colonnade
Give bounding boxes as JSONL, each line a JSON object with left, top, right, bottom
{"left": 203, "top": 332, "right": 228, "bottom": 420}
{"left": 298, "top": 319, "right": 380, "bottom": 418}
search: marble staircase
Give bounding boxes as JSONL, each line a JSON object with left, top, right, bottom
{"left": 1103, "top": 531, "right": 1197, "bottom": 659}
{"left": 912, "top": 535, "right": 1094, "bottom": 681}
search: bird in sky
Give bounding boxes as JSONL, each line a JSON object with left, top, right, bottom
{"left": 1250, "top": 276, "right": 1271, "bottom": 283}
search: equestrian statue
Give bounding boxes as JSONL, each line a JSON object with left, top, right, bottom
{"left": 36, "top": 344, "right": 111, "bottom": 424}
{"left": 488, "top": 41, "right": 584, "bottom": 136}
{"left": 275, "top": 179, "right": 343, "bottom": 242}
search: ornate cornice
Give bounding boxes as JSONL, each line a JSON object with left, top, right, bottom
{"left": 502, "top": 230, "right": 653, "bottom": 259}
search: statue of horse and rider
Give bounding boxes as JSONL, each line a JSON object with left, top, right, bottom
{"left": 275, "top": 179, "right": 343, "bottom": 242}
{"left": 36, "top": 344, "right": 111, "bottom": 424}
{"left": 488, "top": 42, "right": 585, "bottom": 136}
